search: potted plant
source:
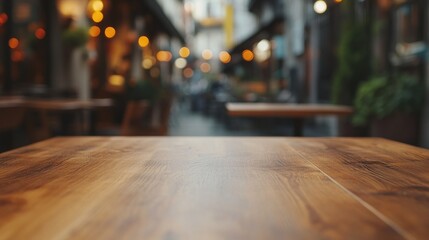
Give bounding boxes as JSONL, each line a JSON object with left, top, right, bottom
{"left": 62, "top": 27, "right": 89, "bottom": 49}
{"left": 331, "top": 3, "right": 372, "bottom": 136}
{"left": 353, "top": 74, "right": 424, "bottom": 145}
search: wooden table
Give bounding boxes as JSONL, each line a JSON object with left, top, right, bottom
{"left": 0, "top": 98, "right": 113, "bottom": 135}
{"left": 226, "top": 103, "right": 353, "bottom": 136}
{"left": 0, "top": 98, "right": 113, "bottom": 110}
{"left": 1, "top": 137, "right": 428, "bottom": 239}
{"left": 23, "top": 99, "right": 113, "bottom": 111}
{"left": 24, "top": 99, "right": 114, "bottom": 135}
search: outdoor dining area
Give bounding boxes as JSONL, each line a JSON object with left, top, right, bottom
{"left": 1, "top": 0, "right": 429, "bottom": 239}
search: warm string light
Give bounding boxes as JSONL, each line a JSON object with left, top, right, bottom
{"left": 104, "top": 27, "right": 116, "bottom": 38}
{"left": 35, "top": 28, "right": 46, "bottom": 39}
{"left": 89, "top": 26, "right": 101, "bottom": 37}
{"left": 91, "top": 0, "right": 104, "bottom": 11}
{"left": 242, "top": 49, "right": 254, "bottom": 62}
{"left": 219, "top": 51, "right": 231, "bottom": 64}
{"left": 8, "top": 38, "right": 19, "bottom": 49}
{"left": 179, "top": 47, "right": 190, "bottom": 58}
{"left": 156, "top": 51, "right": 172, "bottom": 62}
{"left": 92, "top": 11, "right": 104, "bottom": 23}
{"left": 138, "top": 36, "right": 150, "bottom": 48}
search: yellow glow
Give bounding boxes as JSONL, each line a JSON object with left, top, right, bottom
{"left": 242, "top": 49, "right": 254, "bottom": 62}
{"left": 183, "top": 68, "right": 194, "bottom": 78}
{"left": 142, "top": 58, "right": 154, "bottom": 69}
{"left": 179, "top": 47, "right": 190, "bottom": 58}
{"left": 219, "top": 51, "right": 231, "bottom": 64}
{"left": 59, "top": 0, "right": 85, "bottom": 19}
{"left": 202, "top": 49, "right": 213, "bottom": 60}
{"left": 156, "top": 51, "right": 172, "bottom": 62}
{"left": 90, "top": 0, "right": 104, "bottom": 12}
{"left": 92, "top": 11, "right": 104, "bottom": 23}
{"left": 334, "top": 0, "right": 342, "bottom": 2}
{"left": 314, "top": 0, "right": 327, "bottom": 14}
{"left": 200, "top": 63, "right": 211, "bottom": 73}
{"left": 9, "top": 38, "right": 19, "bottom": 49}
{"left": 109, "top": 75, "right": 124, "bottom": 86}
{"left": 104, "top": 27, "right": 116, "bottom": 38}
{"left": 35, "top": 28, "right": 46, "bottom": 40}
{"left": 138, "top": 36, "right": 150, "bottom": 47}
{"left": 89, "top": 26, "right": 101, "bottom": 37}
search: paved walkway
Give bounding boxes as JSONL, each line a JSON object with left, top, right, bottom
{"left": 168, "top": 99, "right": 337, "bottom": 137}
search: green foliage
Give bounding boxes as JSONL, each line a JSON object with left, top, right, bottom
{"left": 62, "top": 27, "right": 89, "bottom": 49}
{"left": 353, "top": 74, "right": 424, "bottom": 126}
{"left": 332, "top": 21, "right": 372, "bottom": 105}
{"left": 127, "top": 80, "right": 162, "bottom": 103}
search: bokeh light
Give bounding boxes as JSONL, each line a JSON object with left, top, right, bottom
{"left": 200, "top": 62, "right": 211, "bottom": 73}
{"left": 183, "top": 68, "right": 194, "bottom": 78}
{"left": 202, "top": 49, "right": 213, "bottom": 60}
{"left": 219, "top": 51, "right": 231, "bottom": 64}
{"left": 242, "top": 49, "right": 254, "bottom": 62}
{"left": 89, "top": 0, "right": 104, "bottom": 12}
{"left": 138, "top": 36, "right": 150, "bottom": 48}
{"left": 104, "top": 27, "right": 116, "bottom": 38}
{"left": 179, "top": 47, "right": 190, "bottom": 58}
{"left": 92, "top": 11, "right": 104, "bottom": 23}
{"left": 0, "top": 13, "right": 8, "bottom": 25}
{"left": 175, "top": 58, "right": 187, "bottom": 69}
{"left": 8, "top": 38, "right": 19, "bottom": 49}
{"left": 142, "top": 57, "right": 154, "bottom": 69}
{"left": 35, "top": 28, "right": 46, "bottom": 40}
{"left": 108, "top": 75, "right": 125, "bottom": 86}
{"left": 156, "top": 51, "right": 173, "bottom": 62}
{"left": 256, "top": 39, "right": 270, "bottom": 52}
{"left": 89, "top": 26, "right": 101, "bottom": 37}
{"left": 314, "top": 0, "right": 328, "bottom": 14}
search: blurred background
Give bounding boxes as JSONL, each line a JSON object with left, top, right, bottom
{"left": 0, "top": 0, "right": 428, "bottom": 151}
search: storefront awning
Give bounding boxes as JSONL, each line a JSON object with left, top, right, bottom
{"left": 223, "top": 16, "right": 284, "bottom": 72}
{"left": 229, "top": 16, "right": 283, "bottom": 55}
{"left": 142, "top": 0, "right": 185, "bottom": 44}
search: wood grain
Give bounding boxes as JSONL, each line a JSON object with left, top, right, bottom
{"left": 0, "top": 137, "right": 427, "bottom": 239}
{"left": 288, "top": 138, "right": 429, "bottom": 239}
{"left": 226, "top": 103, "right": 353, "bottom": 117}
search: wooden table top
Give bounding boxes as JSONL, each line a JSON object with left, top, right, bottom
{"left": 1, "top": 137, "right": 428, "bottom": 239}
{"left": 0, "top": 98, "right": 113, "bottom": 111}
{"left": 25, "top": 99, "right": 114, "bottom": 111}
{"left": 226, "top": 103, "right": 353, "bottom": 117}
{"left": 0, "top": 97, "right": 26, "bottom": 108}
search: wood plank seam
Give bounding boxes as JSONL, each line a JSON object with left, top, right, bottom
{"left": 287, "top": 144, "right": 415, "bottom": 240}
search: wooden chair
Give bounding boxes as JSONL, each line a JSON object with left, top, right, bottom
{"left": 0, "top": 105, "right": 27, "bottom": 151}
{"left": 0, "top": 107, "right": 26, "bottom": 132}
{"left": 121, "top": 98, "right": 172, "bottom": 136}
